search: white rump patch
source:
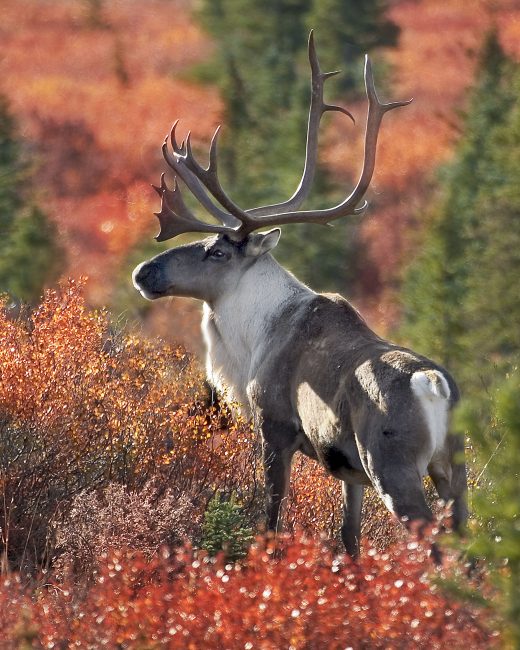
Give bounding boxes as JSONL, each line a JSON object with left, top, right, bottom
{"left": 411, "top": 370, "right": 450, "bottom": 401}
{"left": 411, "top": 370, "right": 450, "bottom": 458}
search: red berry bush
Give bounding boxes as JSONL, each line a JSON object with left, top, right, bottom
{"left": 0, "top": 534, "right": 495, "bottom": 649}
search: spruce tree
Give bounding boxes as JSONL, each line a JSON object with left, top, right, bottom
{"left": 400, "top": 31, "right": 518, "bottom": 392}
{"left": 456, "top": 370, "right": 520, "bottom": 646}
{"left": 0, "top": 96, "right": 25, "bottom": 232}
{"left": 201, "top": 492, "right": 254, "bottom": 561}
{"left": 197, "top": 0, "right": 311, "bottom": 203}
{"left": 0, "top": 96, "right": 64, "bottom": 303}
{"left": 0, "top": 206, "right": 62, "bottom": 303}
{"left": 306, "top": 0, "right": 399, "bottom": 97}
{"left": 461, "top": 60, "right": 520, "bottom": 378}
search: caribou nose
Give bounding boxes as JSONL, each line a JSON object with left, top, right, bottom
{"left": 132, "top": 262, "right": 158, "bottom": 289}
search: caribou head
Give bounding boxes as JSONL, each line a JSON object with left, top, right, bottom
{"left": 133, "top": 30, "right": 409, "bottom": 299}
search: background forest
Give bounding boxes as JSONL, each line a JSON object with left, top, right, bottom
{"left": 1, "top": 0, "right": 520, "bottom": 647}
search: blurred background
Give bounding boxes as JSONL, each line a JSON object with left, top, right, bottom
{"left": 1, "top": 0, "right": 520, "bottom": 396}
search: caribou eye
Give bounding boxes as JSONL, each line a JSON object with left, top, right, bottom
{"left": 206, "top": 248, "right": 230, "bottom": 262}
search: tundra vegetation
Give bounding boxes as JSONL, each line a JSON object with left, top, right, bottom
{"left": 0, "top": 0, "right": 519, "bottom": 647}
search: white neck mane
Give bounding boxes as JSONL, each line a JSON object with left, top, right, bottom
{"left": 201, "top": 254, "right": 313, "bottom": 406}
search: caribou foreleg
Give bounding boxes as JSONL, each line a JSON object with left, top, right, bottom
{"left": 341, "top": 482, "right": 364, "bottom": 558}
{"left": 261, "top": 422, "right": 299, "bottom": 533}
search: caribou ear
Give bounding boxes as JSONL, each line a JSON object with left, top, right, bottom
{"left": 244, "top": 228, "right": 281, "bottom": 257}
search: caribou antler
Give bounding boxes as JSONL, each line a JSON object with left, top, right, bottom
{"left": 154, "top": 32, "right": 411, "bottom": 242}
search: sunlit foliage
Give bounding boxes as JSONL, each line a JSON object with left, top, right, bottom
{"left": 0, "top": 280, "right": 257, "bottom": 573}
{"left": 0, "top": 280, "right": 391, "bottom": 576}
{"left": 0, "top": 534, "right": 496, "bottom": 648}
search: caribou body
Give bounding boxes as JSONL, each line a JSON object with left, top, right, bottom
{"left": 132, "top": 34, "right": 467, "bottom": 556}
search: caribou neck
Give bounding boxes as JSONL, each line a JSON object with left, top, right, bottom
{"left": 211, "top": 254, "right": 312, "bottom": 348}
{"left": 202, "top": 254, "right": 313, "bottom": 404}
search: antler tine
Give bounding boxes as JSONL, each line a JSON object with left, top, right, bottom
{"left": 218, "top": 54, "right": 412, "bottom": 233}
{"left": 162, "top": 126, "right": 241, "bottom": 229}
{"left": 340, "top": 56, "right": 412, "bottom": 213}
{"left": 169, "top": 120, "right": 183, "bottom": 155}
{"left": 153, "top": 173, "right": 234, "bottom": 242}
{"left": 247, "top": 30, "right": 354, "bottom": 217}
{"left": 178, "top": 125, "right": 258, "bottom": 231}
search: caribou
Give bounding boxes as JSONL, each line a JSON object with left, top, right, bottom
{"left": 133, "top": 33, "right": 468, "bottom": 557}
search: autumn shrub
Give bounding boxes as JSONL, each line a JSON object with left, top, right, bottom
{"left": 0, "top": 279, "right": 257, "bottom": 574}
{"left": 0, "top": 279, "right": 463, "bottom": 582}
{"left": 52, "top": 481, "right": 194, "bottom": 580}
{"left": 0, "top": 533, "right": 497, "bottom": 649}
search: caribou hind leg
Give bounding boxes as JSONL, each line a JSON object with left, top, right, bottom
{"left": 372, "top": 469, "right": 447, "bottom": 563}
{"left": 367, "top": 461, "right": 435, "bottom": 532}
{"left": 428, "top": 433, "right": 468, "bottom": 533}
{"left": 341, "top": 482, "right": 364, "bottom": 558}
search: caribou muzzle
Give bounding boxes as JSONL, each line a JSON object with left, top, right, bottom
{"left": 132, "top": 261, "right": 168, "bottom": 300}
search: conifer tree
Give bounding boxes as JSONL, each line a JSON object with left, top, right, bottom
{"left": 197, "top": 0, "right": 310, "bottom": 203}
{"left": 0, "top": 206, "right": 63, "bottom": 304}
{"left": 306, "top": 0, "right": 399, "bottom": 97}
{"left": 457, "top": 370, "right": 520, "bottom": 646}
{"left": 0, "top": 96, "right": 63, "bottom": 303}
{"left": 461, "top": 63, "right": 520, "bottom": 378}
{"left": 201, "top": 492, "right": 253, "bottom": 561}
{"left": 400, "top": 32, "right": 518, "bottom": 392}
{"left": 0, "top": 96, "right": 25, "bottom": 231}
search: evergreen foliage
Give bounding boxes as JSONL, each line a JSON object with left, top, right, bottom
{"left": 201, "top": 492, "right": 254, "bottom": 561}
{"left": 0, "top": 96, "right": 25, "bottom": 228}
{"left": 0, "top": 207, "right": 62, "bottom": 303}
{"left": 0, "top": 96, "right": 63, "bottom": 303}
{"left": 192, "top": 0, "right": 398, "bottom": 293}
{"left": 306, "top": 0, "right": 399, "bottom": 97}
{"left": 456, "top": 369, "right": 520, "bottom": 647}
{"left": 388, "top": 30, "right": 520, "bottom": 645}
{"left": 462, "top": 64, "right": 520, "bottom": 374}
{"left": 400, "top": 32, "right": 520, "bottom": 395}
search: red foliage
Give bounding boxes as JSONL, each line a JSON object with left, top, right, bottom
{"left": 0, "top": 279, "right": 458, "bottom": 577}
{"left": 0, "top": 280, "right": 258, "bottom": 572}
{"left": 0, "top": 0, "right": 222, "bottom": 307}
{"left": 1, "top": 0, "right": 519, "bottom": 331}
{"left": 0, "top": 535, "right": 496, "bottom": 648}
